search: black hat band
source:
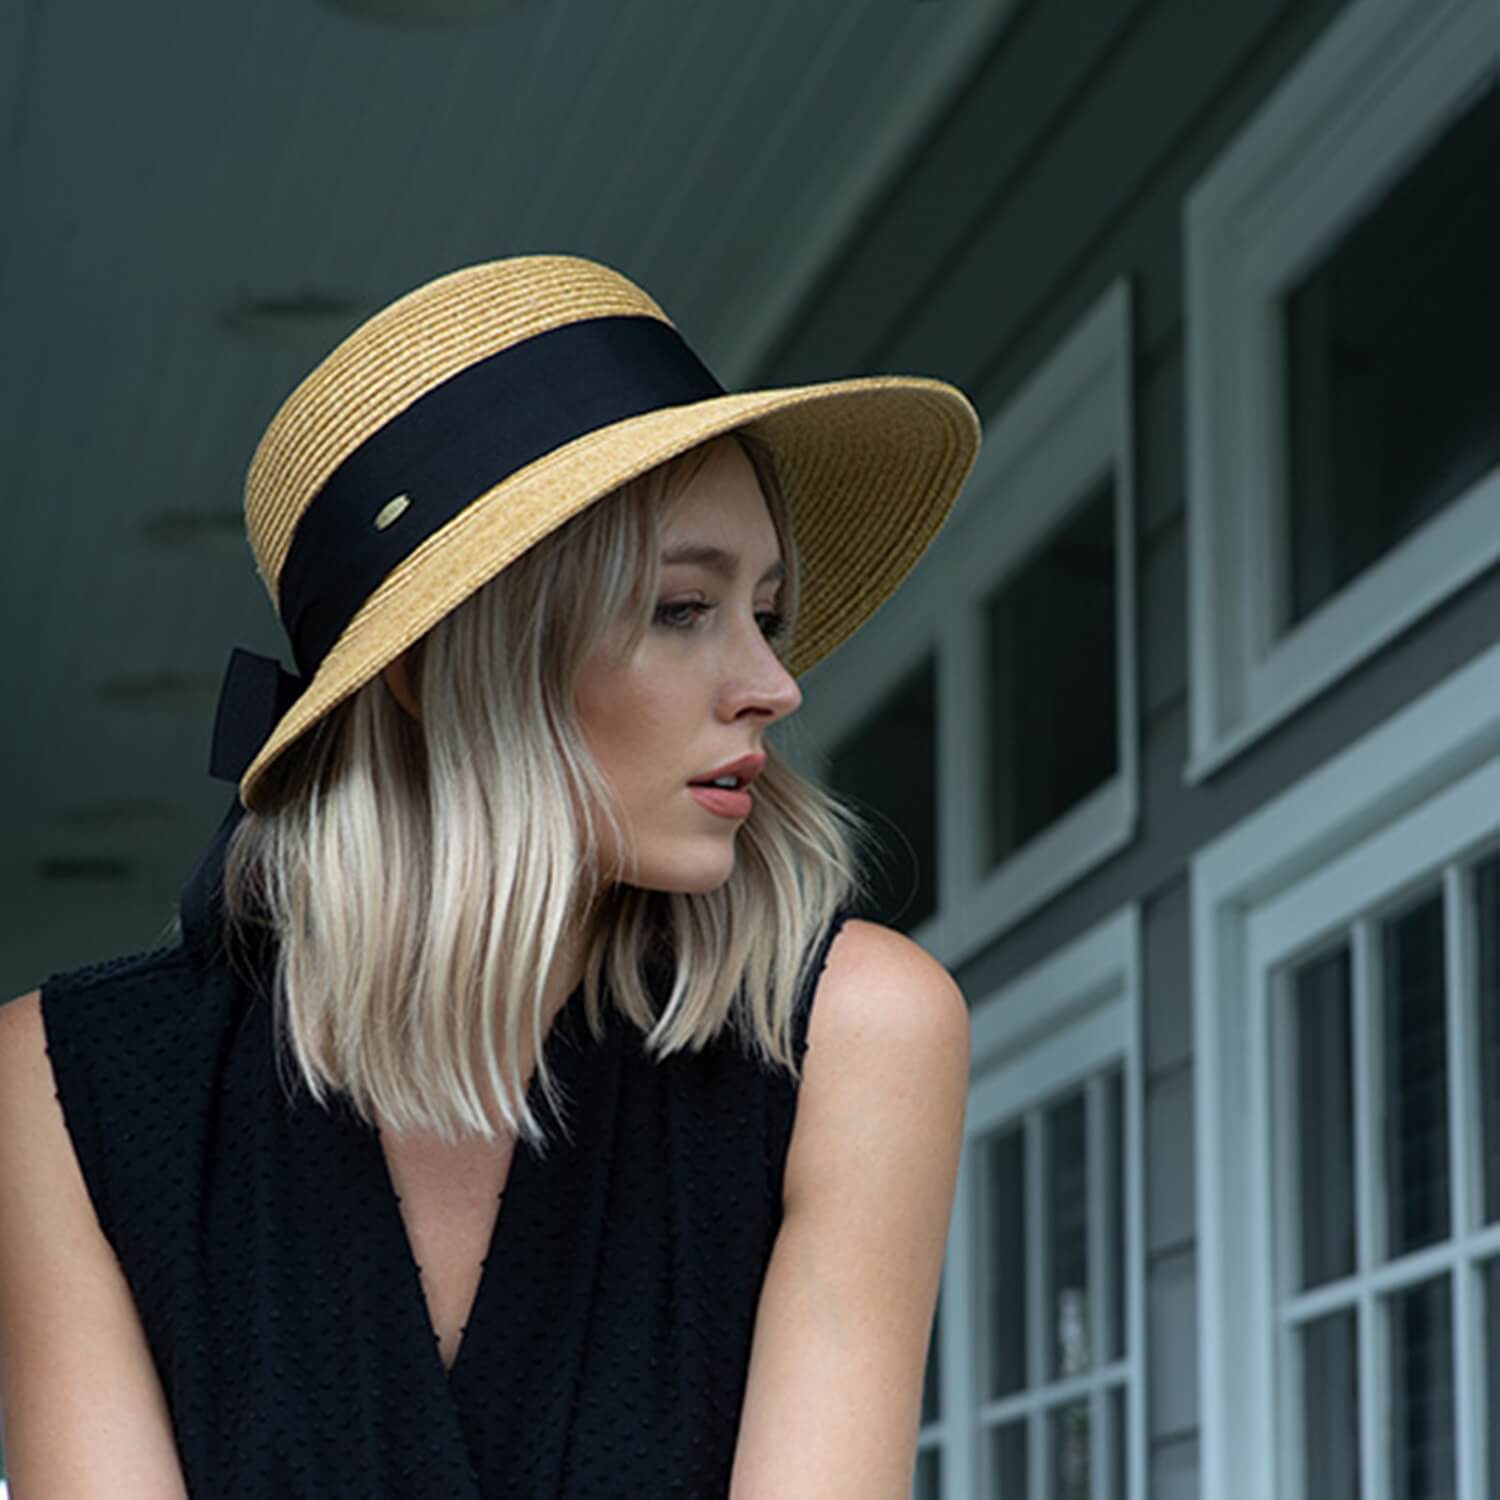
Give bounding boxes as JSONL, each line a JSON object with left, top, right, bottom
{"left": 209, "top": 314, "right": 725, "bottom": 787}
{"left": 278, "top": 313, "right": 726, "bottom": 680}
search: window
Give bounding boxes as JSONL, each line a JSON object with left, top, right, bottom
{"left": 781, "top": 280, "right": 1137, "bottom": 965}
{"left": 984, "top": 476, "right": 1120, "bottom": 869}
{"left": 1276, "top": 884, "right": 1490, "bottom": 1500}
{"left": 972, "top": 1076, "right": 1127, "bottom": 1500}
{"left": 827, "top": 653, "right": 940, "bottom": 931}
{"left": 1184, "top": 0, "right": 1500, "bottom": 779}
{"left": 915, "top": 909, "right": 1145, "bottom": 1497}
{"left": 1194, "top": 638, "right": 1500, "bottom": 1500}
{"left": 1281, "top": 76, "right": 1499, "bottom": 631}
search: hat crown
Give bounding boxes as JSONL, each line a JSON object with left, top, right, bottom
{"left": 244, "top": 256, "right": 672, "bottom": 602}
{"left": 214, "top": 252, "right": 979, "bottom": 811}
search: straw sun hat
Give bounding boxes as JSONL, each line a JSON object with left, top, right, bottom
{"left": 210, "top": 254, "right": 982, "bottom": 814}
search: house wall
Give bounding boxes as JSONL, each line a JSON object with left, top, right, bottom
{"left": 750, "top": 1, "right": 1500, "bottom": 1494}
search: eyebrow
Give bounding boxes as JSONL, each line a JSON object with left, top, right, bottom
{"left": 660, "top": 542, "right": 786, "bottom": 586}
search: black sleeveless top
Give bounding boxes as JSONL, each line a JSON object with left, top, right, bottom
{"left": 36, "top": 822, "right": 852, "bottom": 1498}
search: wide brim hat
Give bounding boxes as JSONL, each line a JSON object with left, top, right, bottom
{"left": 213, "top": 254, "right": 981, "bottom": 813}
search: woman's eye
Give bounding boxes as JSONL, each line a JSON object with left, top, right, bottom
{"left": 653, "top": 601, "right": 713, "bottom": 630}
{"left": 653, "top": 601, "right": 789, "bottom": 643}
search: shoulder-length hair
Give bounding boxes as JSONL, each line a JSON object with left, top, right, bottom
{"left": 217, "top": 428, "right": 877, "bottom": 1149}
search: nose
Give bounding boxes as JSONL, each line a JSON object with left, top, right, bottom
{"left": 719, "top": 617, "right": 803, "bottom": 725}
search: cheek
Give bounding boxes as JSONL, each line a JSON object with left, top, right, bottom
{"left": 576, "top": 667, "right": 669, "bottom": 785}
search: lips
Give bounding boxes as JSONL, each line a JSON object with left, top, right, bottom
{"left": 687, "top": 782, "right": 754, "bottom": 820}
{"left": 688, "top": 753, "right": 766, "bottom": 788}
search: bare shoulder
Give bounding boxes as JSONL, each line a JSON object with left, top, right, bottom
{"left": 0, "top": 987, "right": 192, "bottom": 1492}
{"left": 734, "top": 925, "right": 969, "bottom": 1491}
{"left": 784, "top": 919, "right": 970, "bottom": 1214}
{"left": 806, "top": 916, "right": 970, "bottom": 1059}
{"left": 0, "top": 986, "right": 74, "bottom": 1194}
{"left": 0, "top": 987, "right": 53, "bottom": 1131}
{"left": 0, "top": 982, "right": 101, "bottom": 1276}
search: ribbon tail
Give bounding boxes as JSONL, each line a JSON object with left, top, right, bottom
{"left": 209, "top": 646, "right": 308, "bottom": 786}
{"left": 178, "top": 647, "right": 307, "bottom": 960}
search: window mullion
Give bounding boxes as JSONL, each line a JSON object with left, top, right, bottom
{"left": 1091, "top": 1384, "right": 1108, "bottom": 1500}
{"left": 1087, "top": 1073, "right": 1109, "bottom": 1376}
{"left": 1351, "top": 917, "right": 1382, "bottom": 1273}
{"left": 1270, "top": 966, "right": 1303, "bottom": 1500}
{"left": 1445, "top": 862, "right": 1483, "bottom": 1500}
{"left": 1452, "top": 1260, "right": 1483, "bottom": 1500}
{"left": 1086, "top": 1073, "right": 1108, "bottom": 1500}
{"left": 1445, "top": 862, "right": 1478, "bottom": 1237}
{"left": 1027, "top": 1110, "right": 1047, "bottom": 1500}
{"left": 945, "top": 1147, "right": 977, "bottom": 1500}
{"left": 1351, "top": 918, "right": 1386, "bottom": 1498}
{"left": 1358, "top": 1286, "right": 1388, "bottom": 1500}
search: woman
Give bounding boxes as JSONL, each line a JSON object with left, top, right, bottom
{"left": 0, "top": 255, "right": 980, "bottom": 1497}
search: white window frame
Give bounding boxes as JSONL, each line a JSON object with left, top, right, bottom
{"left": 1193, "top": 637, "right": 1500, "bottom": 1500}
{"left": 1183, "top": 0, "right": 1500, "bottom": 781}
{"left": 916, "top": 906, "right": 1146, "bottom": 1499}
{"left": 785, "top": 278, "right": 1138, "bottom": 968}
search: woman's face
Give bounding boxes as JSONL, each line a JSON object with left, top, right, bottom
{"left": 575, "top": 438, "right": 803, "bottom": 894}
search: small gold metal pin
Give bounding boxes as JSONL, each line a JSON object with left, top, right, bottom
{"left": 374, "top": 494, "right": 411, "bottom": 531}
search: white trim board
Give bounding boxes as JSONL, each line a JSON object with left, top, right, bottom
{"left": 1183, "top": 0, "right": 1500, "bottom": 781}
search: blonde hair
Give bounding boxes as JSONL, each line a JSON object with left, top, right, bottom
{"left": 217, "top": 429, "right": 877, "bottom": 1150}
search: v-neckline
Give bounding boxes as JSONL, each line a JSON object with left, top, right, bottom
{"left": 372, "top": 1122, "right": 524, "bottom": 1385}
{"left": 368, "top": 986, "right": 590, "bottom": 1388}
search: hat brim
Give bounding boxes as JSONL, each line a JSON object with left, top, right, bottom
{"left": 239, "top": 373, "right": 980, "bottom": 810}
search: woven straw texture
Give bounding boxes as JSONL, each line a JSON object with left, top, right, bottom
{"left": 237, "top": 255, "right": 980, "bottom": 809}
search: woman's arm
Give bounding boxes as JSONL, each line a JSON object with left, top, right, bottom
{"left": 0, "top": 991, "right": 192, "bottom": 1499}
{"left": 729, "top": 919, "right": 970, "bottom": 1500}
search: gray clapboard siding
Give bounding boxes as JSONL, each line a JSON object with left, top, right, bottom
{"left": 759, "top": 0, "right": 1150, "bottom": 387}
{"left": 1147, "top": 1087, "right": 1196, "bottom": 1466}
{"left": 1145, "top": 880, "right": 1196, "bottom": 1493}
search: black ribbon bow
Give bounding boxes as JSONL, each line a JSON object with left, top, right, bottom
{"left": 182, "top": 646, "right": 305, "bottom": 950}
{"left": 209, "top": 646, "right": 309, "bottom": 786}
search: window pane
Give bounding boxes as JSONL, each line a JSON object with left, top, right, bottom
{"left": 1280, "top": 76, "right": 1500, "bottom": 629}
{"left": 984, "top": 476, "right": 1118, "bottom": 867}
{"left": 1388, "top": 1277, "right": 1455, "bottom": 1500}
{"left": 1110, "top": 1385, "right": 1127, "bottom": 1500}
{"left": 986, "top": 1125, "right": 1028, "bottom": 1399}
{"left": 1293, "top": 945, "right": 1356, "bottom": 1286}
{"left": 913, "top": 1445, "right": 941, "bottom": 1500}
{"left": 921, "top": 1295, "right": 941, "bottom": 1425}
{"left": 991, "top": 1420, "right": 1027, "bottom": 1500}
{"left": 828, "top": 653, "right": 937, "bottom": 932}
{"left": 1050, "top": 1400, "right": 1090, "bottom": 1500}
{"left": 1104, "top": 1069, "right": 1126, "bottom": 1360}
{"left": 1383, "top": 894, "right": 1450, "bottom": 1257}
{"left": 1047, "top": 1092, "right": 1090, "bottom": 1379}
{"left": 1476, "top": 852, "right": 1500, "bottom": 1224}
{"left": 1302, "top": 1309, "right": 1360, "bottom": 1500}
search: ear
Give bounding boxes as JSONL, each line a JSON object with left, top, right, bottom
{"left": 381, "top": 652, "right": 421, "bottom": 721}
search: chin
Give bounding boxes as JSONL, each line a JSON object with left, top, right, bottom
{"left": 629, "top": 849, "right": 738, "bottom": 895}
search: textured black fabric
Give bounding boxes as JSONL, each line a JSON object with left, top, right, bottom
{"left": 35, "top": 844, "right": 851, "bottom": 1498}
